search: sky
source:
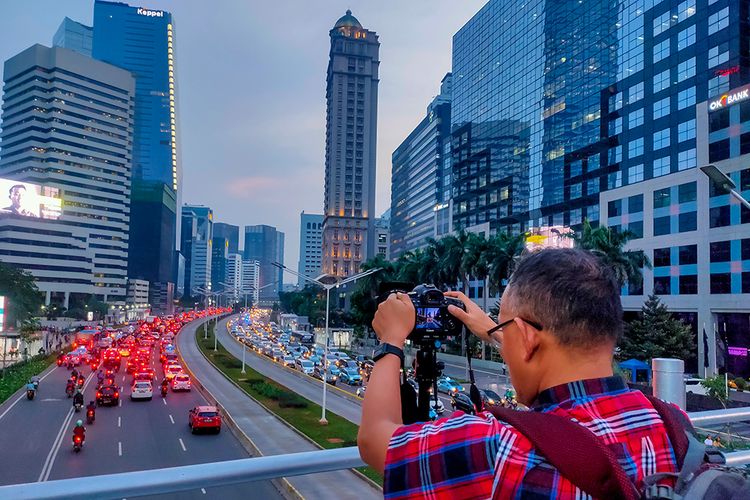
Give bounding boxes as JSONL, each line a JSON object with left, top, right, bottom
{"left": 0, "top": 0, "right": 487, "bottom": 279}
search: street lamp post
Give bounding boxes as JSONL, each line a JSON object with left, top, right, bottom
{"left": 701, "top": 164, "right": 750, "bottom": 209}
{"left": 272, "top": 262, "right": 380, "bottom": 425}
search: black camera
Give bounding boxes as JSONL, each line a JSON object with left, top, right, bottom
{"left": 378, "top": 283, "right": 465, "bottom": 343}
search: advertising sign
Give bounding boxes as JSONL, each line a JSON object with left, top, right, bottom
{"left": 525, "top": 226, "right": 575, "bottom": 252}
{"left": 0, "top": 178, "right": 61, "bottom": 219}
{"left": 728, "top": 346, "right": 748, "bottom": 357}
{"left": 0, "top": 296, "right": 5, "bottom": 333}
{"left": 708, "top": 83, "right": 750, "bottom": 112}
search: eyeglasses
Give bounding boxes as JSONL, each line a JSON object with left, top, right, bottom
{"left": 486, "top": 317, "right": 543, "bottom": 346}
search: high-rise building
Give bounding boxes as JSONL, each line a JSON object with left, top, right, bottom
{"left": 211, "top": 234, "right": 228, "bottom": 296}
{"left": 0, "top": 44, "right": 134, "bottom": 307}
{"left": 225, "top": 253, "right": 242, "bottom": 303}
{"left": 181, "top": 205, "right": 213, "bottom": 297}
{"left": 52, "top": 17, "right": 93, "bottom": 57}
{"left": 390, "top": 74, "right": 453, "bottom": 258}
{"left": 241, "top": 258, "right": 260, "bottom": 306}
{"left": 243, "top": 224, "right": 284, "bottom": 302}
{"left": 213, "top": 222, "right": 239, "bottom": 255}
{"left": 85, "top": 0, "right": 181, "bottom": 313}
{"left": 321, "top": 10, "right": 380, "bottom": 278}
{"left": 298, "top": 212, "right": 323, "bottom": 284}
{"left": 374, "top": 211, "right": 390, "bottom": 260}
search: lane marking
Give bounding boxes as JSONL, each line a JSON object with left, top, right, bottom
{"left": 0, "top": 365, "right": 58, "bottom": 422}
{"left": 119, "top": 399, "right": 122, "bottom": 407}
{"left": 178, "top": 438, "right": 186, "bottom": 452}
{"left": 162, "top": 398, "right": 167, "bottom": 405}
{"left": 201, "top": 488, "right": 206, "bottom": 494}
{"left": 169, "top": 414, "right": 174, "bottom": 424}
{"left": 118, "top": 416, "right": 121, "bottom": 428}
{"left": 118, "top": 441, "right": 122, "bottom": 457}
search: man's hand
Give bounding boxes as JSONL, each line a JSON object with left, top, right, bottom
{"left": 445, "top": 291, "right": 498, "bottom": 345}
{"left": 372, "top": 292, "right": 415, "bottom": 348}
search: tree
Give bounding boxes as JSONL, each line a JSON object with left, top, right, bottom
{"left": 349, "top": 255, "right": 398, "bottom": 328}
{"left": 573, "top": 219, "right": 651, "bottom": 288}
{"left": 0, "top": 261, "right": 43, "bottom": 327}
{"left": 619, "top": 294, "right": 695, "bottom": 361}
{"left": 483, "top": 232, "right": 526, "bottom": 295}
{"left": 701, "top": 374, "right": 729, "bottom": 409}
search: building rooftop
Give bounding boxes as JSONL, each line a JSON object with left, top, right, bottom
{"left": 334, "top": 10, "right": 361, "bottom": 29}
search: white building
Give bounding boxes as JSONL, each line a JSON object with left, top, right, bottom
{"left": 126, "top": 279, "right": 149, "bottom": 305}
{"left": 298, "top": 212, "right": 323, "bottom": 285}
{"left": 225, "top": 253, "right": 242, "bottom": 302}
{"left": 0, "top": 45, "right": 135, "bottom": 306}
{"left": 241, "top": 259, "right": 260, "bottom": 306}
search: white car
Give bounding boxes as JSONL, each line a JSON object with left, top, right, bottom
{"left": 131, "top": 381, "right": 153, "bottom": 400}
{"left": 685, "top": 378, "right": 708, "bottom": 396}
{"left": 171, "top": 373, "right": 192, "bottom": 391}
{"left": 295, "top": 359, "right": 315, "bottom": 375}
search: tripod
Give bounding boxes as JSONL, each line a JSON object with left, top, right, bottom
{"left": 404, "top": 343, "right": 445, "bottom": 424}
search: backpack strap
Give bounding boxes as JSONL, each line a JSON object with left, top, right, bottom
{"left": 488, "top": 406, "right": 639, "bottom": 500}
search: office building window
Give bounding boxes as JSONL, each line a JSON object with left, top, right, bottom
{"left": 654, "top": 98, "right": 670, "bottom": 119}
{"left": 654, "top": 156, "right": 671, "bottom": 177}
{"left": 709, "top": 75, "right": 730, "bottom": 97}
{"left": 629, "top": 279, "right": 644, "bottom": 296}
{"left": 570, "top": 183, "right": 582, "bottom": 199}
{"left": 654, "top": 276, "right": 671, "bottom": 295}
{"left": 708, "top": 7, "right": 729, "bottom": 35}
{"left": 741, "top": 133, "right": 750, "bottom": 155}
{"left": 570, "top": 160, "right": 582, "bottom": 177}
{"left": 609, "top": 117, "right": 623, "bottom": 135}
{"left": 629, "top": 220, "right": 644, "bottom": 238}
{"left": 678, "top": 87, "right": 696, "bottom": 110}
{"left": 678, "top": 119, "right": 696, "bottom": 142}
{"left": 654, "top": 187, "right": 671, "bottom": 208}
{"left": 654, "top": 247, "right": 671, "bottom": 267}
{"left": 654, "top": 11, "right": 671, "bottom": 37}
{"left": 629, "top": 137, "right": 644, "bottom": 158}
{"left": 629, "top": 108, "right": 644, "bottom": 129}
{"left": 629, "top": 194, "right": 644, "bottom": 213}
{"left": 710, "top": 110, "right": 729, "bottom": 132}
{"left": 677, "top": 25, "right": 696, "bottom": 50}
{"left": 710, "top": 205, "right": 730, "bottom": 228}
{"left": 654, "top": 39, "right": 670, "bottom": 62}
{"left": 710, "top": 273, "right": 731, "bottom": 294}
{"left": 710, "top": 241, "right": 731, "bottom": 262}
{"left": 678, "top": 148, "right": 696, "bottom": 170}
{"left": 629, "top": 164, "right": 644, "bottom": 183}
{"left": 609, "top": 170, "right": 623, "bottom": 189}
{"left": 708, "top": 44, "right": 730, "bottom": 68}
{"left": 679, "top": 275, "right": 698, "bottom": 294}
{"left": 608, "top": 199, "right": 622, "bottom": 217}
{"left": 654, "top": 70, "right": 670, "bottom": 93}
{"left": 677, "top": 58, "right": 696, "bottom": 82}
{"left": 678, "top": 0, "right": 696, "bottom": 22}
{"left": 742, "top": 238, "right": 750, "bottom": 260}
{"left": 628, "top": 82, "right": 644, "bottom": 103}
{"left": 654, "top": 216, "right": 671, "bottom": 236}
{"left": 678, "top": 182, "right": 697, "bottom": 203}
{"left": 654, "top": 129, "right": 671, "bottom": 150}
{"left": 679, "top": 244, "right": 697, "bottom": 265}
{"left": 743, "top": 273, "right": 750, "bottom": 294}
{"left": 709, "top": 139, "right": 730, "bottom": 162}
{"left": 679, "top": 212, "right": 697, "bottom": 232}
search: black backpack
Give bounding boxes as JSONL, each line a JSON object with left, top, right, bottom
{"left": 487, "top": 395, "right": 750, "bottom": 499}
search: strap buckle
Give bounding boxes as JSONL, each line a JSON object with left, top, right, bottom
{"left": 643, "top": 483, "right": 674, "bottom": 500}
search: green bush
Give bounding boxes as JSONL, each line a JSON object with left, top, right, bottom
{"left": 278, "top": 394, "right": 308, "bottom": 408}
{"left": 0, "top": 354, "right": 55, "bottom": 404}
{"left": 735, "top": 377, "right": 747, "bottom": 392}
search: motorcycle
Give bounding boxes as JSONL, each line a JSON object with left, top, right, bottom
{"left": 77, "top": 377, "right": 85, "bottom": 389}
{"left": 86, "top": 408, "right": 95, "bottom": 425}
{"left": 73, "top": 402, "right": 83, "bottom": 412}
{"left": 26, "top": 389, "right": 35, "bottom": 400}
{"left": 160, "top": 385, "right": 168, "bottom": 397}
{"left": 65, "top": 384, "right": 75, "bottom": 398}
{"left": 72, "top": 434, "right": 84, "bottom": 453}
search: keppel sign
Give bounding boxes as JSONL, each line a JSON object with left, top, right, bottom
{"left": 136, "top": 7, "right": 163, "bottom": 17}
{"left": 709, "top": 84, "right": 750, "bottom": 112}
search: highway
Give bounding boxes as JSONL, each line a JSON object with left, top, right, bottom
{"left": 0, "top": 318, "right": 282, "bottom": 500}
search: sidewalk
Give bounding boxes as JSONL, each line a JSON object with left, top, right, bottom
{"left": 177, "top": 317, "right": 380, "bottom": 500}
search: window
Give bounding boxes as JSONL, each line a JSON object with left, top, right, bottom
{"left": 629, "top": 108, "right": 644, "bottom": 129}
{"left": 742, "top": 238, "right": 750, "bottom": 260}
{"left": 710, "top": 241, "right": 731, "bottom": 262}
{"left": 629, "top": 137, "right": 644, "bottom": 158}
{"left": 679, "top": 275, "right": 698, "bottom": 294}
{"left": 629, "top": 164, "right": 644, "bottom": 183}
{"left": 679, "top": 212, "right": 697, "bottom": 232}
{"left": 678, "top": 87, "right": 695, "bottom": 110}
{"left": 743, "top": 273, "right": 750, "bottom": 294}
{"left": 654, "top": 11, "right": 671, "bottom": 37}
{"left": 654, "top": 187, "right": 671, "bottom": 208}
{"left": 609, "top": 116, "right": 623, "bottom": 135}
{"left": 654, "top": 39, "right": 670, "bottom": 62}
{"left": 570, "top": 183, "right": 582, "bottom": 199}
{"left": 710, "top": 273, "right": 731, "bottom": 294}
{"left": 608, "top": 199, "right": 622, "bottom": 217}
{"left": 678, "top": 119, "right": 696, "bottom": 142}
{"left": 679, "top": 244, "right": 697, "bottom": 265}
{"left": 609, "top": 145, "right": 622, "bottom": 164}
{"left": 629, "top": 195, "right": 644, "bottom": 213}
{"left": 654, "top": 216, "right": 671, "bottom": 235}
{"left": 710, "top": 205, "right": 730, "bottom": 228}
{"left": 677, "top": 25, "right": 696, "bottom": 50}
{"left": 678, "top": 149, "right": 696, "bottom": 171}
{"left": 678, "top": 182, "right": 697, "bottom": 203}
{"left": 654, "top": 156, "right": 671, "bottom": 177}
{"left": 709, "top": 110, "right": 729, "bottom": 132}
{"left": 654, "top": 129, "right": 670, "bottom": 150}
{"left": 709, "top": 139, "right": 730, "bottom": 162}
{"left": 654, "top": 70, "right": 670, "bottom": 93}
{"left": 609, "top": 92, "right": 623, "bottom": 111}
{"left": 628, "top": 82, "right": 644, "bottom": 103}
{"left": 708, "top": 44, "right": 729, "bottom": 68}
{"left": 741, "top": 102, "right": 750, "bottom": 123}
{"left": 587, "top": 178, "right": 600, "bottom": 195}
{"left": 677, "top": 58, "right": 695, "bottom": 82}
{"left": 629, "top": 220, "right": 644, "bottom": 238}
{"left": 629, "top": 279, "right": 644, "bottom": 296}
{"left": 654, "top": 98, "right": 670, "bottom": 119}
{"left": 654, "top": 247, "right": 671, "bottom": 266}
{"left": 709, "top": 75, "right": 730, "bottom": 97}
{"left": 569, "top": 160, "right": 582, "bottom": 177}
{"left": 741, "top": 133, "right": 750, "bottom": 155}
{"left": 708, "top": 7, "right": 729, "bottom": 35}
{"left": 677, "top": 0, "right": 696, "bottom": 22}
{"left": 654, "top": 276, "right": 671, "bottom": 295}
{"left": 608, "top": 170, "right": 622, "bottom": 189}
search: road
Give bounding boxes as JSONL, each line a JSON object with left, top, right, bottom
{"left": 0, "top": 318, "right": 282, "bottom": 500}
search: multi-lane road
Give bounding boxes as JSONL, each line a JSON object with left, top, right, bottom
{"left": 0, "top": 318, "right": 282, "bottom": 499}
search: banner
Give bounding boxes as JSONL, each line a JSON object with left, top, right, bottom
{"left": 0, "top": 178, "right": 61, "bottom": 219}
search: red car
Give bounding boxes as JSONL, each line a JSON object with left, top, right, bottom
{"left": 188, "top": 406, "right": 221, "bottom": 434}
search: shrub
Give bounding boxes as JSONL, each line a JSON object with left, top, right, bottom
{"left": 278, "top": 394, "right": 308, "bottom": 408}
{"left": 735, "top": 378, "right": 747, "bottom": 392}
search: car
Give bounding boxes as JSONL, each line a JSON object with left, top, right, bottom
{"left": 339, "top": 368, "right": 362, "bottom": 385}
{"left": 161, "top": 352, "right": 178, "bottom": 365}
{"left": 96, "top": 384, "right": 120, "bottom": 406}
{"left": 313, "top": 365, "right": 337, "bottom": 385}
{"left": 327, "top": 363, "right": 341, "bottom": 379}
{"left": 339, "top": 360, "right": 359, "bottom": 371}
{"left": 480, "top": 389, "right": 502, "bottom": 409}
{"left": 451, "top": 392, "right": 476, "bottom": 414}
{"left": 272, "top": 349, "right": 285, "bottom": 362}
{"left": 131, "top": 381, "right": 153, "bottom": 400}
{"left": 685, "top": 378, "right": 708, "bottom": 396}
{"left": 295, "top": 358, "right": 315, "bottom": 375}
{"left": 164, "top": 364, "right": 183, "bottom": 380}
{"left": 308, "top": 355, "right": 322, "bottom": 366}
{"left": 437, "top": 376, "right": 464, "bottom": 395}
{"left": 262, "top": 345, "right": 274, "bottom": 357}
{"left": 133, "top": 372, "right": 152, "bottom": 383}
{"left": 189, "top": 406, "right": 222, "bottom": 434}
{"left": 355, "top": 354, "right": 372, "bottom": 366}
{"left": 282, "top": 355, "right": 296, "bottom": 368}
{"left": 360, "top": 360, "right": 374, "bottom": 381}
{"left": 171, "top": 373, "right": 192, "bottom": 391}
{"left": 119, "top": 347, "right": 130, "bottom": 357}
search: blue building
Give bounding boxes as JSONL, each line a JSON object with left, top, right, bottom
{"left": 297, "top": 212, "right": 324, "bottom": 285}
{"left": 52, "top": 17, "right": 93, "bottom": 57}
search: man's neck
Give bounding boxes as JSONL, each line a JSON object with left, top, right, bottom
{"left": 536, "top": 347, "right": 615, "bottom": 396}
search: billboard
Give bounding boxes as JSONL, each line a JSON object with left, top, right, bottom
{"left": 525, "top": 226, "right": 575, "bottom": 252}
{"left": 0, "top": 178, "right": 61, "bottom": 219}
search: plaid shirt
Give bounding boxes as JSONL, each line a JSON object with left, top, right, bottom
{"left": 384, "top": 376, "right": 679, "bottom": 499}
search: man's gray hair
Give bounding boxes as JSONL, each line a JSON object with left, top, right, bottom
{"left": 503, "top": 248, "right": 623, "bottom": 347}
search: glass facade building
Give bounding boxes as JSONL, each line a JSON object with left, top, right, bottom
{"left": 298, "top": 212, "right": 323, "bottom": 285}
{"left": 244, "top": 224, "right": 284, "bottom": 302}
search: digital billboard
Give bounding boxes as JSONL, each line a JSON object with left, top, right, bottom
{"left": 0, "top": 178, "right": 61, "bottom": 219}
{"left": 525, "top": 226, "right": 575, "bottom": 252}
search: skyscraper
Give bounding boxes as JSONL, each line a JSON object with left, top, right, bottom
{"left": 297, "top": 212, "right": 323, "bottom": 284}
{"left": 181, "top": 205, "right": 213, "bottom": 298}
{"left": 213, "top": 222, "right": 239, "bottom": 255}
{"left": 241, "top": 259, "right": 260, "bottom": 306}
{"left": 243, "top": 225, "right": 284, "bottom": 302}
{"left": 225, "top": 253, "right": 242, "bottom": 303}
{"left": 321, "top": 10, "right": 380, "bottom": 278}
{"left": 0, "top": 44, "right": 134, "bottom": 307}
{"left": 88, "top": 0, "right": 181, "bottom": 313}
{"left": 52, "top": 17, "right": 93, "bottom": 57}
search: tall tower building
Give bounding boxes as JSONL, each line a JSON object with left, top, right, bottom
{"left": 321, "top": 11, "right": 380, "bottom": 278}
{"left": 52, "top": 17, "right": 93, "bottom": 57}
{"left": 297, "top": 212, "right": 323, "bottom": 285}
{"left": 180, "top": 205, "right": 213, "bottom": 297}
{"left": 0, "top": 44, "right": 134, "bottom": 306}
{"left": 88, "top": 0, "right": 181, "bottom": 313}
{"left": 243, "top": 225, "right": 284, "bottom": 302}
{"left": 213, "top": 222, "right": 239, "bottom": 255}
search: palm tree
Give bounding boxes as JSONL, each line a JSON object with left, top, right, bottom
{"left": 483, "top": 232, "right": 526, "bottom": 295}
{"left": 435, "top": 230, "right": 471, "bottom": 291}
{"left": 573, "top": 219, "right": 651, "bottom": 288}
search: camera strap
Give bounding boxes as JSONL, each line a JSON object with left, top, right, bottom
{"left": 463, "top": 328, "right": 484, "bottom": 413}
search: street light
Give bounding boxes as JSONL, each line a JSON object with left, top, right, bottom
{"left": 701, "top": 164, "right": 750, "bottom": 209}
{"left": 272, "top": 261, "right": 380, "bottom": 425}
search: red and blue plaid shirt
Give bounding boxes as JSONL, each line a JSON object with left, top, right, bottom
{"left": 384, "top": 376, "right": 679, "bottom": 499}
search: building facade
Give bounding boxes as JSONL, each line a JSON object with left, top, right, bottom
{"left": 225, "top": 252, "right": 242, "bottom": 303}
{"left": 298, "top": 212, "right": 323, "bottom": 284}
{"left": 211, "top": 234, "right": 228, "bottom": 297}
{"left": 321, "top": 10, "right": 380, "bottom": 278}
{"left": 0, "top": 44, "right": 134, "bottom": 307}
{"left": 213, "top": 222, "right": 239, "bottom": 255}
{"left": 390, "top": 74, "right": 453, "bottom": 258}
{"left": 126, "top": 278, "right": 149, "bottom": 305}
{"left": 241, "top": 258, "right": 260, "bottom": 306}
{"left": 243, "top": 224, "right": 283, "bottom": 302}
{"left": 375, "top": 211, "right": 390, "bottom": 260}
{"left": 180, "top": 205, "right": 213, "bottom": 297}
{"left": 52, "top": 17, "right": 93, "bottom": 57}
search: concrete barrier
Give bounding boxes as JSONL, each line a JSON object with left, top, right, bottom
{"left": 437, "top": 352, "right": 506, "bottom": 373}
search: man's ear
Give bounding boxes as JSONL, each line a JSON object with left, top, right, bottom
{"left": 515, "top": 317, "right": 541, "bottom": 362}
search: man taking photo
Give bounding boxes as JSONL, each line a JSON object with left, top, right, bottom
{"left": 359, "top": 248, "right": 680, "bottom": 498}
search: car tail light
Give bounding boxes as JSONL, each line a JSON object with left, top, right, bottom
{"left": 96, "top": 392, "right": 101, "bottom": 398}
{"left": 114, "top": 392, "right": 119, "bottom": 398}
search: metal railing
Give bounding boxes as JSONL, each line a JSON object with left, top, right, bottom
{"left": 3, "top": 408, "right": 750, "bottom": 499}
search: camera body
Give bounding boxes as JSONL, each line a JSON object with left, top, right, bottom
{"left": 379, "top": 283, "right": 465, "bottom": 343}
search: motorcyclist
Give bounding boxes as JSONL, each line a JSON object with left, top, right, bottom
{"left": 73, "top": 420, "right": 86, "bottom": 445}
{"left": 26, "top": 380, "right": 36, "bottom": 394}
{"left": 97, "top": 369, "right": 104, "bottom": 384}
{"left": 30, "top": 375, "right": 40, "bottom": 390}
{"left": 86, "top": 400, "right": 96, "bottom": 421}
{"left": 73, "top": 390, "right": 84, "bottom": 408}
{"left": 160, "top": 378, "right": 169, "bottom": 396}
{"left": 66, "top": 378, "right": 75, "bottom": 396}
{"left": 71, "top": 368, "right": 78, "bottom": 380}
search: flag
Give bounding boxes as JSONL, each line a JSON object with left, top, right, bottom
{"left": 703, "top": 327, "right": 710, "bottom": 368}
